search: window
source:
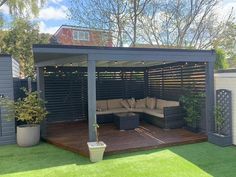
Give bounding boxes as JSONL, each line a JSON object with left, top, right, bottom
{"left": 73, "top": 30, "right": 89, "bottom": 41}
{"left": 101, "top": 32, "right": 109, "bottom": 42}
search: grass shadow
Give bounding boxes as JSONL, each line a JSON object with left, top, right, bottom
{"left": 0, "top": 142, "right": 91, "bottom": 175}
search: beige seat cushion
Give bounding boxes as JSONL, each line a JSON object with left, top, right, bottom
{"left": 144, "top": 108, "right": 164, "bottom": 118}
{"left": 166, "top": 100, "right": 179, "bottom": 107}
{"left": 121, "top": 99, "right": 130, "bottom": 109}
{"left": 111, "top": 108, "right": 130, "bottom": 114}
{"left": 96, "top": 100, "right": 108, "bottom": 111}
{"left": 156, "top": 99, "right": 179, "bottom": 109}
{"left": 107, "top": 99, "right": 123, "bottom": 109}
{"left": 146, "top": 97, "right": 156, "bottom": 109}
{"left": 135, "top": 98, "right": 146, "bottom": 108}
{"left": 127, "top": 98, "right": 136, "bottom": 108}
{"left": 96, "top": 109, "right": 113, "bottom": 115}
{"left": 132, "top": 108, "right": 144, "bottom": 113}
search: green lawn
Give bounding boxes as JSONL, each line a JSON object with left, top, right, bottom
{"left": 0, "top": 142, "right": 235, "bottom": 177}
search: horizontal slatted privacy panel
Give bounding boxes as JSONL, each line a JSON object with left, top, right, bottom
{"left": 96, "top": 68, "right": 146, "bottom": 100}
{"left": 148, "top": 62, "right": 206, "bottom": 101}
{"left": 148, "top": 62, "right": 207, "bottom": 131}
{"left": 44, "top": 67, "right": 88, "bottom": 122}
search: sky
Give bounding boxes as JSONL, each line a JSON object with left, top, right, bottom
{"left": 0, "top": 0, "right": 236, "bottom": 35}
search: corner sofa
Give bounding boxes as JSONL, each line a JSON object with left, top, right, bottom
{"left": 96, "top": 97, "right": 184, "bottom": 129}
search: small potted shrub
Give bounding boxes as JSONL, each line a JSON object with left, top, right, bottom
{"left": 208, "top": 104, "right": 232, "bottom": 146}
{"left": 180, "top": 91, "right": 203, "bottom": 133}
{"left": 87, "top": 123, "right": 106, "bottom": 162}
{"left": 0, "top": 89, "right": 48, "bottom": 147}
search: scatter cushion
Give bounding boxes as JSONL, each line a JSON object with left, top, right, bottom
{"left": 135, "top": 98, "right": 146, "bottom": 108}
{"left": 107, "top": 99, "right": 123, "bottom": 109}
{"left": 127, "top": 98, "right": 136, "bottom": 108}
{"left": 96, "top": 100, "right": 108, "bottom": 111}
{"left": 146, "top": 97, "right": 156, "bottom": 109}
{"left": 156, "top": 99, "right": 179, "bottom": 110}
{"left": 121, "top": 99, "right": 130, "bottom": 109}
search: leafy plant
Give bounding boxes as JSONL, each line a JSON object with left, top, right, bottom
{"left": 0, "top": 88, "right": 48, "bottom": 124}
{"left": 179, "top": 91, "right": 204, "bottom": 129}
{"left": 214, "top": 104, "right": 225, "bottom": 135}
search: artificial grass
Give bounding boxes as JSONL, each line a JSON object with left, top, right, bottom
{"left": 0, "top": 142, "right": 235, "bottom": 177}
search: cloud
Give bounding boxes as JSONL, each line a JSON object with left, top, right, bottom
{"left": 38, "top": 5, "right": 68, "bottom": 21}
{"left": 215, "top": 1, "right": 236, "bottom": 21}
{"left": 39, "top": 21, "right": 59, "bottom": 34}
{"left": 0, "top": 4, "right": 9, "bottom": 15}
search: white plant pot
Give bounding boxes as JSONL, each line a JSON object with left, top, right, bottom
{"left": 87, "top": 141, "right": 106, "bottom": 162}
{"left": 17, "top": 124, "right": 40, "bottom": 147}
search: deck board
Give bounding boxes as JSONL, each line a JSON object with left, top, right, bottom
{"left": 44, "top": 121, "right": 207, "bottom": 156}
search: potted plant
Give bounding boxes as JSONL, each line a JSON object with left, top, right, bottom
{"left": 87, "top": 123, "right": 106, "bottom": 162}
{"left": 0, "top": 88, "right": 48, "bottom": 147}
{"left": 208, "top": 104, "right": 232, "bottom": 146}
{"left": 179, "top": 91, "right": 203, "bottom": 133}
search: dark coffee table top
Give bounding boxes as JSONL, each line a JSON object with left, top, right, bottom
{"left": 114, "top": 112, "right": 138, "bottom": 118}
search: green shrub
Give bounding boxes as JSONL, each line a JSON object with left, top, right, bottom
{"left": 0, "top": 88, "right": 48, "bottom": 124}
{"left": 179, "top": 91, "right": 204, "bottom": 128}
{"left": 214, "top": 104, "right": 225, "bottom": 135}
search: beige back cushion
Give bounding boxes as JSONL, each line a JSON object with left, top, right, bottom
{"left": 121, "top": 99, "right": 130, "bottom": 109}
{"left": 127, "top": 98, "right": 136, "bottom": 108}
{"left": 146, "top": 97, "right": 156, "bottom": 109}
{"left": 135, "top": 98, "right": 146, "bottom": 108}
{"left": 107, "top": 99, "right": 123, "bottom": 109}
{"left": 96, "top": 100, "right": 108, "bottom": 111}
{"left": 156, "top": 99, "right": 179, "bottom": 110}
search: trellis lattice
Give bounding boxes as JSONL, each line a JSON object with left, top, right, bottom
{"left": 215, "top": 89, "right": 232, "bottom": 136}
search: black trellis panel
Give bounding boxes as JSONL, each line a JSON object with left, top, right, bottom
{"left": 215, "top": 89, "right": 232, "bottom": 136}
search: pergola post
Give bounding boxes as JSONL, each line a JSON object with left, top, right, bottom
{"left": 87, "top": 56, "right": 97, "bottom": 142}
{"left": 36, "top": 67, "right": 46, "bottom": 137}
{"left": 205, "top": 61, "right": 215, "bottom": 133}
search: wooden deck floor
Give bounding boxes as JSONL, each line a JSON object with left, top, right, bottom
{"left": 44, "top": 121, "right": 207, "bottom": 156}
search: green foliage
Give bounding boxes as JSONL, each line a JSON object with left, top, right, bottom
{"left": 179, "top": 91, "right": 204, "bottom": 128}
{"left": 214, "top": 21, "right": 236, "bottom": 60}
{"left": 0, "top": 0, "right": 46, "bottom": 17}
{"left": 214, "top": 48, "right": 229, "bottom": 70}
{"left": 214, "top": 104, "right": 225, "bottom": 135}
{"left": 0, "top": 18, "right": 50, "bottom": 77}
{"left": 0, "top": 88, "right": 48, "bottom": 124}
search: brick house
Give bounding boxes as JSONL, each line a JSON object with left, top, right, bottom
{"left": 51, "top": 25, "right": 113, "bottom": 47}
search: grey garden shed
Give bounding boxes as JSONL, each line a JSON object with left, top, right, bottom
{"left": 0, "top": 54, "right": 19, "bottom": 145}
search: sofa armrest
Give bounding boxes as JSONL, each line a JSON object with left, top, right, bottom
{"left": 163, "top": 106, "right": 184, "bottom": 120}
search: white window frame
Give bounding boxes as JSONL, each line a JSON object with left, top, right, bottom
{"left": 73, "top": 30, "right": 89, "bottom": 41}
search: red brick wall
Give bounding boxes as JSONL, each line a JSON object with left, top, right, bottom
{"left": 55, "top": 28, "right": 113, "bottom": 47}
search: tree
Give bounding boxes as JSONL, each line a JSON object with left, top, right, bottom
{"left": 140, "top": 0, "right": 234, "bottom": 49}
{"left": 0, "top": 18, "right": 50, "bottom": 77}
{"left": 69, "top": 0, "right": 129, "bottom": 47}
{"left": 214, "top": 21, "right": 236, "bottom": 57}
{"left": 69, "top": 0, "right": 151, "bottom": 47}
{"left": 215, "top": 48, "right": 228, "bottom": 70}
{"left": 0, "top": 0, "right": 46, "bottom": 17}
{"left": 69, "top": 0, "right": 234, "bottom": 49}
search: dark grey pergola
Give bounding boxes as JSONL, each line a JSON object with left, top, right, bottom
{"left": 33, "top": 44, "right": 216, "bottom": 142}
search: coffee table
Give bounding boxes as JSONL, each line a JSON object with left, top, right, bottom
{"left": 113, "top": 112, "right": 139, "bottom": 130}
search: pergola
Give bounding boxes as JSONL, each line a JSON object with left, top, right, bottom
{"left": 33, "top": 44, "right": 215, "bottom": 142}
